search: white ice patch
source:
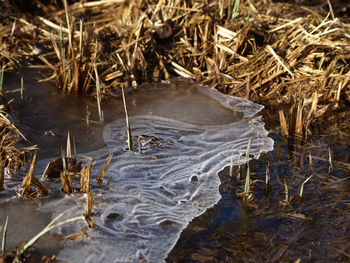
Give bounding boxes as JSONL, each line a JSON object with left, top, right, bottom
{"left": 36, "top": 85, "right": 274, "bottom": 262}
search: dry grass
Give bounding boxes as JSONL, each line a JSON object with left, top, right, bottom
{"left": 0, "top": 105, "right": 36, "bottom": 181}
{"left": 0, "top": 18, "right": 20, "bottom": 70}
{"left": 0, "top": 0, "right": 349, "bottom": 189}
{"left": 4, "top": 0, "right": 347, "bottom": 138}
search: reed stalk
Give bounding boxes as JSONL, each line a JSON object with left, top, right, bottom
{"left": 0, "top": 159, "right": 4, "bottom": 191}
{"left": 244, "top": 138, "right": 252, "bottom": 193}
{"left": 0, "top": 67, "right": 3, "bottom": 92}
{"left": 229, "top": 151, "right": 234, "bottom": 177}
{"left": 96, "top": 153, "right": 113, "bottom": 184}
{"left": 94, "top": 65, "right": 104, "bottom": 122}
{"left": 20, "top": 77, "right": 23, "bottom": 101}
{"left": 299, "top": 175, "right": 313, "bottom": 199}
{"left": 121, "top": 86, "right": 133, "bottom": 151}
{"left": 1, "top": 216, "right": 8, "bottom": 256}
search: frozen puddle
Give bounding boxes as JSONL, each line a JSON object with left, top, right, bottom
{"left": 4, "top": 78, "right": 274, "bottom": 262}
{"left": 41, "top": 81, "right": 273, "bottom": 262}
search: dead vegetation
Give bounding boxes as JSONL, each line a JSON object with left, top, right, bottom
{"left": 3, "top": 0, "right": 347, "bottom": 139}
{"left": 20, "top": 132, "right": 112, "bottom": 200}
{"left": 0, "top": 1, "right": 349, "bottom": 261}
{"left": 0, "top": 132, "right": 113, "bottom": 262}
{"left": 0, "top": 104, "right": 36, "bottom": 184}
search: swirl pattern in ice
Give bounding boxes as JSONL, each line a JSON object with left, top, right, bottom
{"left": 37, "top": 83, "right": 273, "bottom": 262}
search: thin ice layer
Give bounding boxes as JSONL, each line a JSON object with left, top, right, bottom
{"left": 37, "top": 84, "right": 273, "bottom": 262}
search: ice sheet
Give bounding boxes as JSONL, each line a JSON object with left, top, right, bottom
{"left": 37, "top": 82, "right": 273, "bottom": 262}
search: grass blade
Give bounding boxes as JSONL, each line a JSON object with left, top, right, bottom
{"left": 0, "top": 66, "right": 4, "bottom": 92}
{"left": 299, "top": 174, "right": 313, "bottom": 198}
{"left": 121, "top": 86, "right": 133, "bottom": 151}
{"left": 229, "top": 151, "right": 234, "bottom": 177}
{"left": 244, "top": 138, "right": 252, "bottom": 193}
{"left": 1, "top": 216, "right": 8, "bottom": 256}
{"left": 94, "top": 65, "right": 104, "bottom": 122}
{"left": 21, "top": 210, "right": 76, "bottom": 254}
{"left": 232, "top": 0, "right": 240, "bottom": 20}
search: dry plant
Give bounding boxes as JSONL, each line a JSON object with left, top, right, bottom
{"left": 95, "top": 153, "right": 113, "bottom": 184}
{"left": 0, "top": 18, "right": 20, "bottom": 70}
{"left": 80, "top": 156, "right": 92, "bottom": 193}
{"left": 12, "top": 0, "right": 347, "bottom": 139}
{"left": 0, "top": 209, "right": 84, "bottom": 263}
{"left": 84, "top": 191, "right": 95, "bottom": 228}
{"left": 0, "top": 105, "right": 36, "bottom": 181}
{"left": 38, "top": 2, "right": 98, "bottom": 94}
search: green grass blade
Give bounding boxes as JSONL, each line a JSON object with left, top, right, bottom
{"left": 245, "top": 137, "right": 252, "bottom": 160}
{"left": 244, "top": 163, "right": 250, "bottom": 193}
{"left": 21, "top": 210, "right": 68, "bottom": 254}
{"left": 232, "top": 0, "right": 240, "bottom": 21}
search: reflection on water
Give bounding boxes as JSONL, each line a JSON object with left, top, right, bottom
{"left": 167, "top": 131, "right": 350, "bottom": 262}
{"left": 4, "top": 70, "right": 251, "bottom": 157}
{"left": 1, "top": 70, "right": 273, "bottom": 262}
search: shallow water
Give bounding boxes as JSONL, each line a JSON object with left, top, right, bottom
{"left": 167, "top": 120, "right": 350, "bottom": 262}
{"left": 4, "top": 69, "right": 253, "bottom": 157}
{"left": 1, "top": 70, "right": 273, "bottom": 262}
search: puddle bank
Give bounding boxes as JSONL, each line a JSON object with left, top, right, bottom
{"left": 1, "top": 71, "right": 273, "bottom": 262}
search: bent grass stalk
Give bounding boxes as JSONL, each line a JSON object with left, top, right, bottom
{"left": 299, "top": 174, "right": 313, "bottom": 199}
{"left": 21, "top": 210, "right": 84, "bottom": 256}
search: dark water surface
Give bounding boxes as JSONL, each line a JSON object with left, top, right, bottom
{"left": 4, "top": 68, "right": 243, "bottom": 158}
{"left": 2, "top": 68, "right": 272, "bottom": 262}
{"left": 1, "top": 68, "right": 350, "bottom": 262}
{"left": 167, "top": 121, "right": 350, "bottom": 262}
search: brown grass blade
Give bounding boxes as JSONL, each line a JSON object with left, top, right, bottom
{"left": 95, "top": 153, "right": 113, "bottom": 184}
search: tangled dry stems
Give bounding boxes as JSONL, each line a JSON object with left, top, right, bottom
{"left": 1, "top": 0, "right": 350, "bottom": 139}
{"left": 0, "top": 105, "right": 36, "bottom": 174}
